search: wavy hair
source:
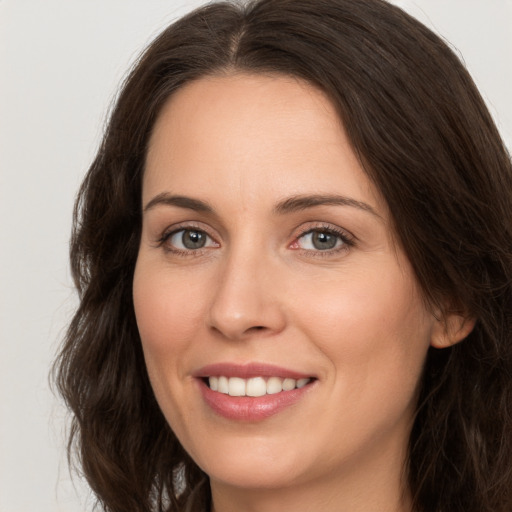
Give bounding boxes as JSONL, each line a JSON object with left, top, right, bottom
{"left": 54, "top": 0, "right": 512, "bottom": 511}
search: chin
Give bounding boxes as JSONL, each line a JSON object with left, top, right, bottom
{"left": 189, "top": 436, "right": 310, "bottom": 490}
{"left": 205, "top": 461, "right": 303, "bottom": 490}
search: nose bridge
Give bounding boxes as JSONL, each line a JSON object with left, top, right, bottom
{"left": 207, "top": 238, "right": 285, "bottom": 340}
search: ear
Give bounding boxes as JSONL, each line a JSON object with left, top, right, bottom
{"left": 430, "top": 312, "right": 476, "bottom": 349}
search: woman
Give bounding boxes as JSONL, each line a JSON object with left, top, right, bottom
{"left": 54, "top": 0, "right": 512, "bottom": 511}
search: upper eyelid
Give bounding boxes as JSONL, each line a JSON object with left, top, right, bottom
{"left": 159, "top": 221, "right": 216, "bottom": 239}
{"left": 164, "top": 226, "right": 214, "bottom": 240}
{"left": 294, "top": 222, "right": 355, "bottom": 240}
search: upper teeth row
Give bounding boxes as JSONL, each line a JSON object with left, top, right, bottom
{"left": 208, "top": 376, "right": 311, "bottom": 397}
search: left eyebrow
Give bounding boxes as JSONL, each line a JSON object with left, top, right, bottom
{"left": 143, "top": 193, "right": 214, "bottom": 213}
{"left": 273, "top": 194, "right": 381, "bottom": 218}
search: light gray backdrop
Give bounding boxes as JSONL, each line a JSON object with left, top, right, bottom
{"left": 1, "top": 1, "right": 511, "bottom": 511}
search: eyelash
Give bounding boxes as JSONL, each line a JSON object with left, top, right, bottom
{"left": 292, "top": 224, "right": 355, "bottom": 257}
{"left": 156, "top": 223, "right": 355, "bottom": 257}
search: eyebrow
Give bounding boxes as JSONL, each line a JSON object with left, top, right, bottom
{"left": 143, "top": 193, "right": 214, "bottom": 213}
{"left": 273, "top": 194, "right": 380, "bottom": 217}
{"left": 143, "top": 192, "right": 380, "bottom": 218}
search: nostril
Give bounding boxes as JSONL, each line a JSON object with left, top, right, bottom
{"left": 245, "top": 325, "right": 266, "bottom": 334}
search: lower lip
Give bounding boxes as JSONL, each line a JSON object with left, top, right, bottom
{"left": 198, "top": 379, "right": 314, "bottom": 421}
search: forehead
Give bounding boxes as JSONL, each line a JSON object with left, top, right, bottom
{"left": 143, "top": 73, "right": 384, "bottom": 214}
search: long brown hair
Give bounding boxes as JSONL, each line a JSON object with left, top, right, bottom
{"left": 54, "top": 1, "right": 512, "bottom": 511}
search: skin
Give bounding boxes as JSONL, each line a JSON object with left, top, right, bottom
{"left": 133, "top": 73, "right": 469, "bottom": 512}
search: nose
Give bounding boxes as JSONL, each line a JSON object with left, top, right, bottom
{"left": 206, "top": 248, "right": 286, "bottom": 341}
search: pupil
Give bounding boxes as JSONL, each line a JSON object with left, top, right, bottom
{"left": 183, "top": 230, "right": 206, "bottom": 249}
{"left": 312, "top": 231, "right": 337, "bottom": 250}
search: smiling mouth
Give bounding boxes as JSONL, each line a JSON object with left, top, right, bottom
{"left": 205, "top": 376, "right": 313, "bottom": 397}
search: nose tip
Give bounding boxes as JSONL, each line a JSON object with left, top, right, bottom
{"left": 206, "top": 259, "right": 286, "bottom": 341}
{"left": 208, "top": 299, "right": 285, "bottom": 341}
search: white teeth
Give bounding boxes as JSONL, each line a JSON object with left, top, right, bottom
{"left": 246, "top": 377, "right": 267, "bottom": 397}
{"left": 296, "top": 378, "right": 309, "bottom": 388}
{"left": 228, "top": 377, "right": 246, "bottom": 396}
{"left": 209, "top": 376, "right": 219, "bottom": 391}
{"left": 266, "top": 377, "right": 283, "bottom": 394}
{"left": 207, "top": 376, "right": 312, "bottom": 396}
{"left": 218, "top": 376, "right": 229, "bottom": 394}
{"left": 282, "top": 378, "right": 296, "bottom": 391}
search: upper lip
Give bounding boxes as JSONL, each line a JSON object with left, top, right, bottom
{"left": 194, "top": 362, "right": 315, "bottom": 380}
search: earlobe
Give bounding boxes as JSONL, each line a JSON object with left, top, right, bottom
{"left": 430, "top": 313, "right": 476, "bottom": 349}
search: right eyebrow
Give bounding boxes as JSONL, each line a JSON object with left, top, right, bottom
{"left": 143, "top": 193, "right": 214, "bottom": 213}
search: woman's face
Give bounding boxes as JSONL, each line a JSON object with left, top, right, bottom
{"left": 133, "top": 74, "right": 443, "bottom": 495}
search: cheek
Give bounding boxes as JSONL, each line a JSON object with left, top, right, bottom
{"left": 295, "top": 263, "right": 432, "bottom": 386}
{"left": 132, "top": 261, "right": 206, "bottom": 371}
{"left": 132, "top": 260, "right": 211, "bottom": 441}
{"left": 294, "top": 268, "right": 433, "bottom": 454}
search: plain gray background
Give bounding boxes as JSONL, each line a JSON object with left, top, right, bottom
{"left": 1, "top": 1, "right": 511, "bottom": 511}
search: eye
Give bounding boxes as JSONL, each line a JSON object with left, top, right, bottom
{"left": 294, "top": 227, "right": 353, "bottom": 252}
{"left": 165, "top": 228, "right": 217, "bottom": 251}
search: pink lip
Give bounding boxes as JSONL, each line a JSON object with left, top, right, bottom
{"left": 194, "top": 362, "right": 314, "bottom": 380}
{"left": 198, "top": 380, "right": 314, "bottom": 421}
{"left": 194, "top": 362, "right": 316, "bottom": 422}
